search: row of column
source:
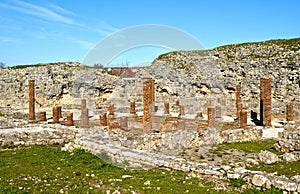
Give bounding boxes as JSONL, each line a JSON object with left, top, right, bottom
{"left": 28, "top": 78, "right": 296, "bottom": 132}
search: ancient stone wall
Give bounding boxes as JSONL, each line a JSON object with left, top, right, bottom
{"left": 275, "top": 129, "right": 300, "bottom": 152}
{"left": 0, "top": 125, "right": 76, "bottom": 147}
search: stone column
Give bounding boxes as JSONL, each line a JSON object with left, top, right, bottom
{"left": 130, "top": 101, "right": 137, "bottom": 115}
{"left": 264, "top": 78, "right": 272, "bottom": 126}
{"left": 207, "top": 107, "right": 215, "bottom": 128}
{"left": 81, "top": 108, "right": 89, "bottom": 128}
{"left": 99, "top": 113, "right": 108, "bottom": 126}
{"left": 143, "top": 78, "right": 153, "bottom": 134}
{"left": 109, "top": 104, "right": 114, "bottom": 115}
{"left": 236, "top": 84, "right": 241, "bottom": 120}
{"left": 215, "top": 106, "right": 222, "bottom": 118}
{"left": 39, "top": 112, "right": 46, "bottom": 122}
{"left": 286, "top": 104, "right": 294, "bottom": 121}
{"left": 164, "top": 102, "right": 170, "bottom": 115}
{"left": 28, "top": 80, "right": 35, "bottom": 120}
{"left": 240, "top": 110, "right": 247, "bottom": 128}
{"left": 52, "top": 106, "right": 59, "bottom": 124}
{"left": 65, "top": 113, "right": 74, "bottom": 126}
{"left": 120, "top": 117, "right": 128, "bottom": 131}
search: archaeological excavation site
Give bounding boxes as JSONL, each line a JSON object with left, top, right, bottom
{"left": 1, "top": 38, "right": 300, "bottom": 193}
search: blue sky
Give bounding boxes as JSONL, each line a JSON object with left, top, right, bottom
{"left": 0, "top": 0, "right": 299, "bottom": 66}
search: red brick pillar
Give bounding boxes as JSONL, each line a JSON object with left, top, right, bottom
{"left": 207, "top": 107, "right": 215, "bottom": 128}
{"left": 236, "top": 84, "right": 241, "bottom": 120}
{"left": 99, "top": 113, "right": 108, "bottom": 126}
{"left": 150, "top": 79, "right": 155, "bottom": 112}
{"left": 81, "top": 99, "right": 86, "bottom": 110}
{"left": 130, "top": 101, "right": 137, "bottom": 115}
{"left": 215, "top": 106, "right": 222, "bottom": 118}
{"left": 264, "top": 78, "right": 272, "bottom": 126}
{"left": 240, "top": 110, "right": 247, "bottom": 128}
{"left": 81, "top": 108, "right": 89, "bottom": 128}
{"left": 109, "top": 104, "right": 114, "bottom": 115}
{"left": 164, "top": 102, "right": 170, "bottom": 115}
{"left": 175, "top": 100, "right": 180, "bottom": 106}
{"left": 260, "top": 78, "right": 265, "bottom": 123}
{"left": 237, "top": 103, "right": 243, "bottom": 120}
{"left": 179, "top": 105, "right": 185, "bottom": 116}
{"left": 28, "top": 80, "right": 35, "bottom": 120}
{"left": 39, "top": 112, "right": 46, "bottom": 122}
{"left": 52, "top": 107, "right": 59, "bottom": 124}
{"left": 57, "top": 106, "right": 62, "bottom": 118}
{"left": 65, "top": 113, "right": 74, "bottom": 126}
{"left": 286, "top": 104, "right": 294, "bottom": 121}
{"left": 143, "top": 78, "right": 153, "bottom": 134}
{"left": 197, "top": 111, "right": 203, "bottom": 118}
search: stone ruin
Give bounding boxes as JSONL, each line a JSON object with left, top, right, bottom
{"left": 1, "top": 77, "right": 300, "bottom": 193}
{"left": 23, "top": 76, "right": 299, "bottom": 134}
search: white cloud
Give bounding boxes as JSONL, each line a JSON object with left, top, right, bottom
{"left": 69, "top": 38, "right": 96, "bottom": 50}
{"left": 49, "top": 4, "right": 76, "bottom": 16}
{"left": 0, "top": 36, "right": 21, "bottom": 43}
{"left": 0, "top": 0, "right": 74, "bottom": 24}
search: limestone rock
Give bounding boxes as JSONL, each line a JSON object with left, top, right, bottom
{"left": 282, "top": 152, "right": 296, "bottom": 162}
{"left": 252, "top": 174, "right": 269, "bottom": 187}
{"left": 258, "top": 150, "right": 280, "bottom": 164}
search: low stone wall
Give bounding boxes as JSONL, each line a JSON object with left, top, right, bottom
{"left": 275, "top": 129, "right": 300, "bottom": 152}
{"left": 0, "top": 124, "right": 77, "bottom": 147}
{"left": 71, "top": 135, "right": 300, "bottom": 193}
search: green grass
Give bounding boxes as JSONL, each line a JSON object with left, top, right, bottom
{"left": 0, "top": 144, "right": 286, "bottom": 193}
{"left": 0, "top": 112, "right": 5, "bottom": 117}
{"left": 0, "top": 144, "right": 227, "bottom": 194}
{"left": 215, "top": 139, "right": 280, "bottom": 154}
{"left": 248, "top": 161, "right": 300, "bottom": 178}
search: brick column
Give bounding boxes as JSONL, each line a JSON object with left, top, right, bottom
{"left": 264, "top": 78, "right": 272, "bottom": 126}
{"left": 143, "top": 78, "right": 153, "bottom": 134}
{"left": 39, "top": 112, "right": 46, "bottom": 122}
{"left": 240, "top": 110, "right": 247, "bottom": 128}
{"left": 164, "top": 102, "right": 170, "bottom": 115}
{"left": 52, "top": 107, "right": 59, "bottom": 124}
{"left": 207, "top": 107, "right": 215, "bottom": 128}
{"left": 286, "top": 104, "right": 294, "bottom": 121}
{"left": 197, "top": 111, "right": 203, "bottom": 118}
{"left": 99, "top": 113, "right": 108, "bottom": 126}
{"left": 28, "top": 80, "right": 35, "bottom": 120}
{"left": 236, "top": 84, "right": 241, "bottom": 120}
{"left": 130, "top": 101, "right": 137, "bottom": 115}
{"left": 150, "top": 79, "right": 155, "bottom": 112}
{"left": 65, "top": 113, "right": 74, "bottom": 126}
{"left": 215, "top": 106, "right": 222, "bottom": 118}
{"left": 179, "top": 105, "right": 185, "bottom": 116}
{"left": 175, "top": 100, "right": 180, "bottom": 106}
{"left": 109, "top": 104, "right": 114, "bottom": 115}
{"left": 237, "top": 103, "right": 243, "bottom": 120}
{"left": 81, "top": 99, "right": 86, "bottom": 110}
{"left": 259, "top": 78, "right": 265, "bottom": 123}
{"left": 57, "top": 106, "right": 62, "bottom": 118}
{"left": 81, "top": 108, "right": 89, "bottom": 128}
